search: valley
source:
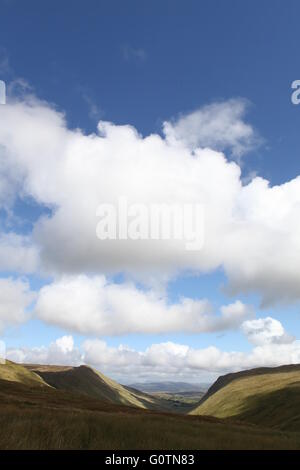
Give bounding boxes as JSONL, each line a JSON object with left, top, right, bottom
{"left": 1, "top": 361, "right": 300, "bottom": 449}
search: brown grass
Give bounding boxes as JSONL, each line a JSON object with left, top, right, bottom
{"left": 1, "top": 407, "right": 300, "bottom": 450}
{"left": 0, "top": 378, "right": 299, "bottom": 449}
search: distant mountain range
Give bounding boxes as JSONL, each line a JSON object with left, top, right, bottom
{"left": 127, "top": 381, "right": 210, "bottom": 393}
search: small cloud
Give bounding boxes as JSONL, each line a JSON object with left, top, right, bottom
{"left": 163, "top": 98, "right": 262, "bottom": 161}
{"left": 82, "top": 93, "right": 103, "bottom": 121}
{"left": 121, "top": 44, "right": 147, "bottom": 62}
{"left": 241, "top": 317, "right": 295, "bottom": 346}
{"left": 7, "top": 78, "right": 32, "bottom": 97}
{"left": 76, "top": 85, "right": 103, "bottom": 121}
{"left": 0, "top": 49, "right": 34, "bottom": 103}
{"left": 0, "top": 47, "right": 12, "bottom": 76}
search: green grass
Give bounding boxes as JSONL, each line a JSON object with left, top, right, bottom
{"left": 0, "top": 361, "right": 49, "bottom": 387}
{"left": 150, "top": 391, "right": 204, "bottom": 413}
{"left": 191, "top": 367, "right": 300, "bottom": 431}
{"left": 26, "top": 363, "right": 176, "bottom": 411}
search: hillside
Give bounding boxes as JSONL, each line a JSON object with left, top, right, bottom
{"left": 191, "top": 364, "right": 300, "bottom": 431}
{"left": 24, "top": 364, "right": 168, "bottom": 411}
{"left": 0, "top": 360, "right": 49, "bottom": 388}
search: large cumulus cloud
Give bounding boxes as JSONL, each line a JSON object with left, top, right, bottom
{"left": 0, "top": 95, "right": 299, "bottom": 306}
{"left": 34, "top": 274, "right": 253, "bottom": 335}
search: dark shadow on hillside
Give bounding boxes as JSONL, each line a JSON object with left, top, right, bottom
{"left": 227, "top": 380, "right": 300, "bottom": 432}
{"left": 36, "top": 366, "right": 122, "bottom": 402}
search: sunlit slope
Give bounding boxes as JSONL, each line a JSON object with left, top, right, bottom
{"left": 25, "top": 364, "right": 165, "bottom": 410}
{"left": 191, "top": 364, "right": 300, "bottom": 431}
{"left": 0, "top": 360, "right": 49, "bottom": 388}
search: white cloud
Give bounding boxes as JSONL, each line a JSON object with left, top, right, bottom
{"left": 7, "top": 335, "right": 83, "bottom": 366}
{"left": 0, "top": 277, "right": 35, "bottom": 331}
{"left": 163, "top": 99, "right": 260, "bottom": 159}
{"left": 34, "top": 274, "right": 252, "bottom": 336}
{"left": 0, "top": 233, "right": 39, "bottom": 273}
{"left": 222, "top": 176, "right": 300, "bottom": 306}
{"left": 8, "top": 334, "right": 300, "bottom": 383}
{"left": 241, "top": 316, "right": 294, "bottom": 346}
{"left": 220, "top": 300, "right": 253, "bottom": 327}
{"left": 55, "top": 335, "right": 74, "bottom": 353}
{"left": 0, "top": 95, "right": 300, "bottom": 305}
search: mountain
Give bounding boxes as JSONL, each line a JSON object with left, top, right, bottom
{"left": 191, "top": 364, "right": 300, "bottom": 431}
{"left": 0, "top": 360, "right": 49, "bottom": 388}
{"left": 24, "top": 364, "right": 167, "bottom": 410}
{"left": 128, "top": 381, "right": 209, "bottom": 393}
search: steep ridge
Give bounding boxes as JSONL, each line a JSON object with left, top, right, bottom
{"left": 25, "top": 364, "right": 168, "bottom": 410}
{"left": 196, "top": 364, "right": 300, "bottom": 407}
{"left": 0, "top": 360, "right": 49, "bottom": 388}
{"left": 191, "top": 364, "right": 300, "bottom": 431}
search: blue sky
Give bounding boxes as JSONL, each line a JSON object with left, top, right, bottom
{"left": 1, "top": 0, "right": 300, "bottom": 184}
{"left": 1, "top": 0, "right": 300, "bottom": 382}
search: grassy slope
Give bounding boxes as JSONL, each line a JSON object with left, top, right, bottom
{"left": 25, "top": 364, "right": 171, "bottom": 411}
{"left": 0, "top": 377, "right": 299, "bottom": 450}
{"left": 191, "top": 364, "right": 300, "bottom": 431}
{"left": 0, "top": 360, "right": 49, "bottom": 388}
